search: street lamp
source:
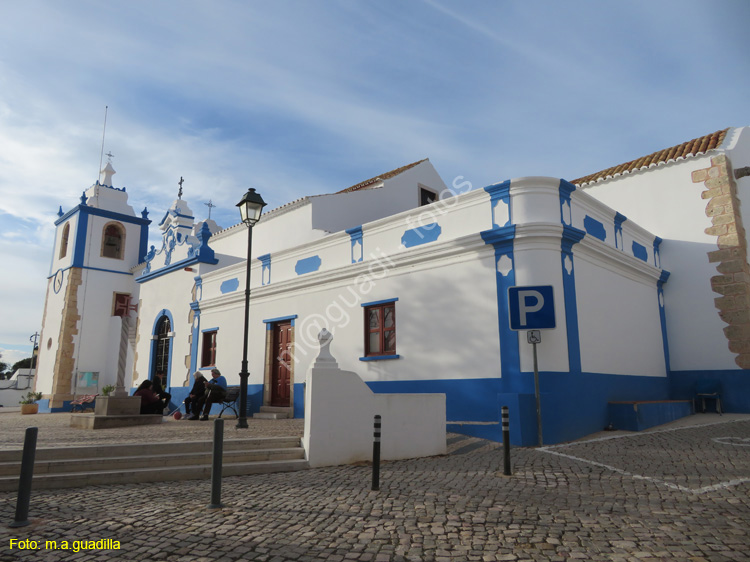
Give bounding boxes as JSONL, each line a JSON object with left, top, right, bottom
{"left": 236, "top": 188, "right": 266, "bottom": 429}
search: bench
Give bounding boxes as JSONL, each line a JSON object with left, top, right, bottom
{"left": 70, "top": 394, "right": 98, "bottom": 413}
{"left": 218, "top": 386, "right": 241, "bottom": 418}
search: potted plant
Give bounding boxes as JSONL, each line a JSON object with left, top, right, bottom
{"left": 101, "top": 385, "right": 115, "bottom": 397}
{"left": 19, "top": 392, "right": 43, "bottom": 415}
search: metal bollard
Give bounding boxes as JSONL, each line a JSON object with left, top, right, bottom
{"left": 501, "top": 406, "right": 511, "bottom": 476}
{"left": 208, "top": 418, "right": 224, "bottom": 509}
{"left": 10, "top": 427, "right": 38, "bottom": 528}
{"left": 372, "top": 415, "right": 381, "bottom": 491}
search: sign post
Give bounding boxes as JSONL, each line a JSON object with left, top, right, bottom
{"left": 527, "top": 330, "right": 543, "bottom": 446}
{"left": 509, "top": 286, "right": 555, "bottom": 447}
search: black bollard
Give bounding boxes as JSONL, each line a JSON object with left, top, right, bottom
{"left": 502, "top": 406, "right": 511, "bottom": 476}
{"left": 371, "top": 415, "right": 381, "bottom": 491}
{"left": 10, "top": 427, "right": 38, "bottom": 528}
{"left": 208, "top": 418, "right": 224, "bottom": 509}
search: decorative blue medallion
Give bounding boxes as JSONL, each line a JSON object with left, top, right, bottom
{"left": 295, "top": 255, "right": 322, "bottom": 275}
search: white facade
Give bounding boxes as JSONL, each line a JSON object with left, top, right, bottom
{"left": 34, "top": 130, "right": 750, "bottom": 445}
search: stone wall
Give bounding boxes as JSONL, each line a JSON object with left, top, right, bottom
{"left": 694, "top": 154, "right": 750, "bottom": 369}
{"left": 49, "top": 268, "right": 83, "bottom": 407}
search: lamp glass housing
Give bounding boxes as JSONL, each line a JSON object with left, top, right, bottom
{"left": 236, "top": 188, "right": 267, "bottom": 226}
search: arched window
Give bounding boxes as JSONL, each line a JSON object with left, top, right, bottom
{"left": 153, "top": 315, "right": 171, "bottom": 384}
{"left": 59, "top": 223, "right": 70, "bottom": 259}
{"left": 101, "top": 223, "right": 125, "bottom": 259}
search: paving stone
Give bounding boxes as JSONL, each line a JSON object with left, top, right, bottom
{"left": 0, "top": 414, "right": 749, "bottom": 561}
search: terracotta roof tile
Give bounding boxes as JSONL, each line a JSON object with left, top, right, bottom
{"left": 574, "top": 128, "right": 729, "bottom": 186}
{"left": 336, "top": 159, "right": 428, "bottom": 194}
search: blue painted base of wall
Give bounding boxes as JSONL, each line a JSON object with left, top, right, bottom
{"left": 368, "top": 373, "right": 671, "bottom": 446}
{"left": 607, "top": 400, "right": 693, "bottom": 432}
{"left": 366, "top": 378, "right": 504, "bottom": 421}
{"left": 293, "top": 383, "right": 305, "bottom": 418}
{"left": 168, "top": 384, "right": 266, "bottom": 417}
{"left": 669, "top": 370, "right": 750, "bottom": 413}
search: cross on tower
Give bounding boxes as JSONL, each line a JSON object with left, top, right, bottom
{"left": 178, "top": 176, "right": 184, "bottom": 200}
{"left": 204, "top": 199, "right": 216, "bottom": 220}
{"left": 105, "top": 151, "right": 114, "bottom": 163}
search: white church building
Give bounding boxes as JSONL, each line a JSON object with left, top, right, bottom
{"left": 34, "top": 127, "right": 750, "bottom": 445}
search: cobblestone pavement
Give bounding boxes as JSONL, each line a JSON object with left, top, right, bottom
{"left": 0, "top": 413, "right": 749, "bottom": 561}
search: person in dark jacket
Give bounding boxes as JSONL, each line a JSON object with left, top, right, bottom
{"left": 134, "top": 380, "right": 165, "bottom": 415}
{"left": 152, "top": 374, "right": 172, "bottom": 408}
{"left": 184, "top": 371, "right": 206, "bottom": 418}
{"left": 190, "top": 368, "right": 228, "bottom": 421}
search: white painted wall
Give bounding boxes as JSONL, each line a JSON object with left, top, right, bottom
{"left": 580, "top": 153, "right": 739, "bottom": 371}
{"left": 303, "top": 334, "right": 446, "bottom": 467}
{"left": 574, "top": 251, "right": 665, "bottom": 376}
{"left": 310, "top": 160, "right": 449, "bottom": 233}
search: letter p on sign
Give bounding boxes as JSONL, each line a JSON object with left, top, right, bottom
{"left": 509, "top": 285, "right": 555, "bottom": 330}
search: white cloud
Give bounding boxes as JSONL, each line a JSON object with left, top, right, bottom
{"left": 0, "top": 0, "right": 748, "bottom": 349}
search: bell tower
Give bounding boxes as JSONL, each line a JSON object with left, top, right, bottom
{"left": 36, "top": 160, "right": 151, "bottom": 409}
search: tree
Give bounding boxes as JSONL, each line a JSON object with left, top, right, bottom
{"left": 11, "top": 357, "right": 33, "bottom": 371}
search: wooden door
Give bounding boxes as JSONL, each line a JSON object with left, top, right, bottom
{"left": 271, "top": 321, "right": 292, "bottom": 407}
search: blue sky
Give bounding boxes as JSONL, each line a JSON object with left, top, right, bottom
{"left": 0, "top": 0, "right": 748, "bottom": 365}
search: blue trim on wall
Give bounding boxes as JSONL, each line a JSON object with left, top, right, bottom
{"left": 72, "top": 210, "right": 89, "bottom": 268}
{"left": 55, "top": 203, "right": 151, "bottom": 228}
{"left": 293, "top": 383, "right": 305, "bottom": 418}
{"left": 583, "top": 215, "right": 606, "bottom": 241}
{"left": 657, "top": 270, "right": 671, "bottom": 374}
{"left": 47, "top": 264, "right": 134, "bottom": 278}
{"left": 359, "top": 354, "right": 400, "bottom": 361}
{"left": 401, "top": 223, "right": 442, "bottom": 248}
{"left": 653, "top": 237, "right": 663, "bottom": 268}
{"left": 258, "top": 253, "right": 271, "bottom": 286}
{"left": 201, "top": 326, "right": 219, "bottom": 333}
{"left": 361, "top": 297, "right": 399, "bottom": 307}
{"left": 480, "top": 225, "right": 519, "bottom": 393}
{"left": 137, "top": 254, "right": 218, "bottom": 283}
{"left": 614, "top": 212, "right": 627, "bottom": 250}
{"left": 483, "top": 180, "right": 511, "bottom": 228}
{"left": 263, "top": 314, "right": 298, "bottom": 330}
{"left": 148, "top": 309, "right": 175, "bottom": 388}
{"left": 346, "top": 225, "right": 364, "bottom": 263}
{"left": 559, "top": 179, "right": 576, "bottom": 225}
{"left": 632, "top": 241, "right": 648, "bottom": 262}
{"left": 561, "top": 225, "right": 586, "bottom": 374}
{"left": 295, "top": 255, "right": 322, "bottom": 275}
{"left": 189, "top": 301, "right": 201, "bottom": 375}
{"left": 220, "top": 278, "right": 240, "bottom": 294}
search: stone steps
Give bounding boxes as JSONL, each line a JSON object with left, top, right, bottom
{"left": 0, "top": 437, "right": 307, "bottom": 491}
{"left": 253, "top": 406, "right": 292, "bottom": 419}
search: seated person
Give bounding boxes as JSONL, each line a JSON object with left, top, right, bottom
{"left": 152, "top": 374, "right": 172, "bottom": 407}
{"left": 190, "top": 368, "right": 227, "bottom": 421}
{"left": 134, "top": 380, "right": 166, "bottom": 415}
{"left": 185, "top": 371, "right": 206, "bottom": 417}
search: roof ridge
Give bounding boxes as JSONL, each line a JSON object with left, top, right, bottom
{"left": 335, "top": 158, "right": 428, "bottom": 194}
{"left": 574, "top": 128, "right": 730, "bottom": 187}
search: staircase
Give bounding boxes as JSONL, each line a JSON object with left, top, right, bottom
{"left": 0, "top": 436, "right": 307, "bottom": 491}
{"left": 253, "top": 406, "right": 292, "bottom": 419}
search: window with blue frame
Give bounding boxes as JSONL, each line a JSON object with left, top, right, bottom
{"left": 364, "top": 302, "right": 396, "bottom": 357}
{"left": 201, "top": 330, "right": 217, "bottom": 368}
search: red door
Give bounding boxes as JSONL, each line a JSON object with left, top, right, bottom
{"left": 271, "top": 321, "right": 292, "bottom": 407}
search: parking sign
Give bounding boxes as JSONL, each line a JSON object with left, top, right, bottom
{"left": 509, "top": 285, "right": 555, "bottom": 330}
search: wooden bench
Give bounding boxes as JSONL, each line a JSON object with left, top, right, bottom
{"left": 218, "top": 386, "right": 241, "bottom": 418}
{"left": 70, "top": 394, "right": 98, "bottom": 413}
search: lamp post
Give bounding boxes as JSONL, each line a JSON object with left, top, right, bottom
{"left": 236, "top": 188, "right": 266, "bottom": 429}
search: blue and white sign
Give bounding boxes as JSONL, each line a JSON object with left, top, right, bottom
{"left": 509, "top": 285, "right": 556, "bottom": 330}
